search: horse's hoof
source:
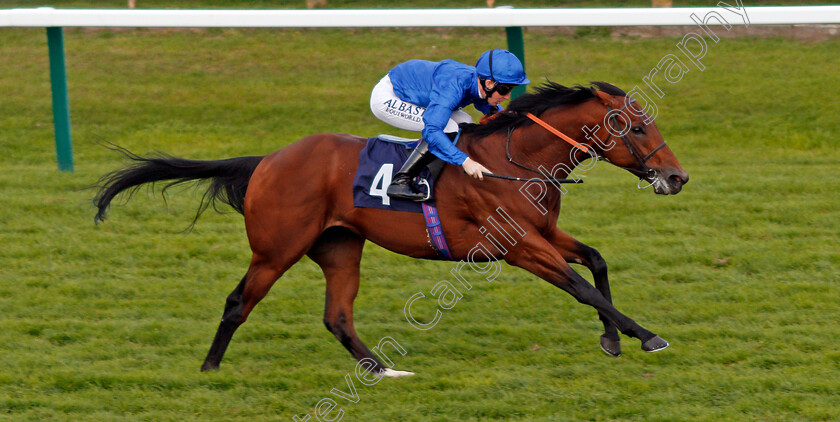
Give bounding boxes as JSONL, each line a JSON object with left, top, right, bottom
{"left": 200, "top": 362, "right": 219, "bottom": 372}
{"left": 379, "top": 368, "right": 414, "bottom": 377}
{"left": 641, "top": 335, "right": 669, "bottom": 353}
{"left": 600, "top": 335, "right": 621, "bottom": 357}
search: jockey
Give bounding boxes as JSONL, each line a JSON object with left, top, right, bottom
{"left": 370, "top": 48, "right": 530, "bottom": 201}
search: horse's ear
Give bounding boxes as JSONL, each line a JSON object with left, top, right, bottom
{"left": 592, "top": 89, "right": 613, "bottom": 105}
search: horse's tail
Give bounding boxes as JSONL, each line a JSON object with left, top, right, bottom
{"left": 93, "top": 145, "right": 264, "bottom": 225}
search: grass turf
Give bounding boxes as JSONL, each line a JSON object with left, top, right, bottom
{"left": 0, "top": 25, "right": 838, "bottom": 421}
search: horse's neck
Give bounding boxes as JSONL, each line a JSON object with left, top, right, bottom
{"left": 470, "top": 110, "right": 590, "bottom": 180}
{"left": 450, "top": 103, "right": 599, "bottom": 228}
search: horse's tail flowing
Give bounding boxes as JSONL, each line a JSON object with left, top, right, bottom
{"left": 93, "top": 145, "right": 264, "bottom": 225}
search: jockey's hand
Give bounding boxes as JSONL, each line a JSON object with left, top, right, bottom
{"left": 462, "top": 157, "right": 491, "bottom": 181}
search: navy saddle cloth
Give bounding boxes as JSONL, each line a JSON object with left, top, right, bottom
{"left": 352, "top": 135, "right": 438, "bottom": 213}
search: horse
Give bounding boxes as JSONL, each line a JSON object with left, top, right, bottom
{"left": 94, "top": 81, "right": 689, "bottom": 376}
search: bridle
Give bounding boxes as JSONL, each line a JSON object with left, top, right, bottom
{"left": 495, "top": 95, "right": 668, "bottom": 188}
{"left": 599, "top": 97, "right": 668, "bottom": 182}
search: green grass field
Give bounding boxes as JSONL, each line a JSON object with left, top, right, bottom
{"left": 1, "top": 21, "right": 839, "bottom": 422}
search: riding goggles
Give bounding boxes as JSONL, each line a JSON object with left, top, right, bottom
{"left": 493, "top": 83, "right": 517, "bottom": 96}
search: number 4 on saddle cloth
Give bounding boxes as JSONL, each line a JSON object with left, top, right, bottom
{"left": 352, "top": 134, "right": 454, "bottom": 259}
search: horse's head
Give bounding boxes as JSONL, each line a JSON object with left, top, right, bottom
{"left": 588, "top": 84, "right": 689, "bottom": 195}
{"left": 462, "top": 81, "right": 688, "bottom": 195}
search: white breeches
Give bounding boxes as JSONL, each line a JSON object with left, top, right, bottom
{"left": 370, "top": 75, "right": 473, "bottom": 133}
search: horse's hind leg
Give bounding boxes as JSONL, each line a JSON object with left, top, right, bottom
{"left": 201, "top": 273, "right": 249, "bottom": 371}
{"left": 548, "top": 229, "right": 621, "bottom": 357}
{"left": 307, "top": 227, "right": 412, "bottom": 377}
{"left": 200, "top": 254, "right": 294, "bottom": 371}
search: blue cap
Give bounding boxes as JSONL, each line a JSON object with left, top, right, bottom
{"left": 475, "top": 49, "right": 530, "bottom": 85}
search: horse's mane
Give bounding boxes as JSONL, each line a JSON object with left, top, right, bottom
{"left": 462, "top": 81, "right": 626, "bottom": 137}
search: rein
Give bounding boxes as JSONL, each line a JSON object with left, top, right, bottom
{"left": 493, "top": 126, "right": 584, "bottom": 184}
{"left": 481, "top": 171, "right": 583, "bottom": 184}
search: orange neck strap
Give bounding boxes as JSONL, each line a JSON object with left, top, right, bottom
{"left": 525, "top": 112, "right": 590, "bottom": 153}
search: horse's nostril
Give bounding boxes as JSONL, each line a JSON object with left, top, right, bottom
{"left": 669, "top": 175, "right": 684, "bottom": 186}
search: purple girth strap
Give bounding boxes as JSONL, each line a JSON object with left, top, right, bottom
{"left": 421, "top": 202, "right": 452, "bottom": 260}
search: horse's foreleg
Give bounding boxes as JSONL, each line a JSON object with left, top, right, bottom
{"left": 307, "top": 227, "right": 410, "bottom": 377}
{"left": 200, "top": 258, "right": 285, "bottom": 371}
{"left": 546, "top": 229, "right": 621, "bottom": 357}
{"left": 506, "top": 235, "right": 668, "bottom": 353}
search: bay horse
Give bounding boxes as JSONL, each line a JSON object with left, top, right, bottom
{"left": 94, "top": 82, "right": 689, "bottom": 376}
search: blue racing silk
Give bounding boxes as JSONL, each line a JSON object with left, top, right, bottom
{"left": 388, "top": 59, "right": 500, "bottom": 165}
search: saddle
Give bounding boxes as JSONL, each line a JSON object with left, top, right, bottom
{"left": 351, "top": 134, "right": 455, "bottom": 259}
{"left": 352, "top": 135, "right": 438, "bottom": 213}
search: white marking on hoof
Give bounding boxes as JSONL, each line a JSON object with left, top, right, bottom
{"left": 645, "top": 341, "right": 670, "bottom": 353}
{"left": 380, "top": 368, "right": 414, "bottom": 377}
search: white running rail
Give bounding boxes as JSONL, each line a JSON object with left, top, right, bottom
{"left": 1, "top": 6, "right": 839, "bottom": 28}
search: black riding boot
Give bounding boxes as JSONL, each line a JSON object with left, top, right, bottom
{"left": 387, "top": 140, "right": 436, "bottom": 201}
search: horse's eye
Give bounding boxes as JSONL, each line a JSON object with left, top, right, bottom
{"left": 631, "top": 126, "right": 645, "bottom": 134}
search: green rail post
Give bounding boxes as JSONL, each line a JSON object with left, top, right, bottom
{"left": 46, "top": 27, "right": 74, "bottom": 172}
{"left": 505, "top": 26, "right": 526, "bottom": 99}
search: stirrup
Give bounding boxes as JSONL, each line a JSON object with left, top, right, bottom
{"left": 416, "top": 179, "right": 432, "bottom": 202}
